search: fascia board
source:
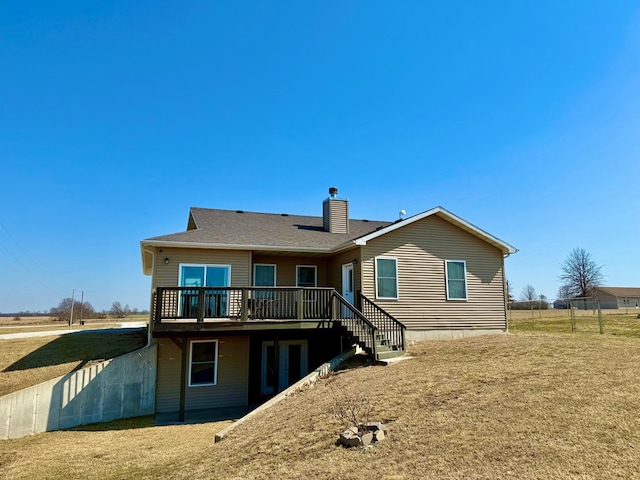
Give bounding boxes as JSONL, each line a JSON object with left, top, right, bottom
{"left": 140, "top": 239, "right": 334, "bottom": 254}
{"left": 140, "top": 245, "right": 155, "bottom": 275}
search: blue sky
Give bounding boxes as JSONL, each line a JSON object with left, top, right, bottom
{"left": 1, "top": 1, "right": 639, "bottom": 313}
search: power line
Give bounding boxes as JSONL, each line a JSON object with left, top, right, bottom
{"left": 0, "top": 224, "right": 64, "bottom": 294}
{"left": 0, "top": 223, "right": 55, "bottom": 281}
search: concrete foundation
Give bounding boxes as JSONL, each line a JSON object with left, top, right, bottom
{"left": 404, "top": 328, "right": 506, "bottom": 342}
{"left": 0, "top": 344, "right": 157, "bottom": 440}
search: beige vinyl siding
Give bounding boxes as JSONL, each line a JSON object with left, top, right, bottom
{"left": 322, "top": 198, "right": 349, "bottom": 233}
{"left": 155, "top": 336, "right": 249, "bottom": 413}
{"left": 326, "top": 248, "right": 361, "bottom": 294}
{"left": 361, "top": 215, "right": 506, "bottom": 330}
{"left": 594, "top": 291, "right": 618, "bottom": 308}
{"left": 252, "top": 255, "right": 327, "bottom": 287}
{"left": 151, "top": 248, "right": 251, "bottom": 289}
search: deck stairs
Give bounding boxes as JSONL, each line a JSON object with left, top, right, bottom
{"left": 332, "top": 292, "right": 406, "bottom": 362}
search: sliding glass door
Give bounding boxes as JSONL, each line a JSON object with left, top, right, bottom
{"left": 179, "top": 264, "right": 231, "bottom": 317}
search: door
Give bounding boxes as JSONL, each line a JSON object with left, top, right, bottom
{"left": 342, "top": 263, "right": 355, "bottom": 317}
{"left": 179, "top": 264, "right": 231, "bottom": 317}
{"left": 261, "top": 340, "right": 308, "bottom": 395}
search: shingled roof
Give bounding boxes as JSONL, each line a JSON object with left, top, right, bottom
{"left": 592, "top": 287, "right": 640, "bottom": 298}
{"left": 142, "top": 207, "right": 392, "bottom": 253}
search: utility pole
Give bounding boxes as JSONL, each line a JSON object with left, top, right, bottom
{"left": 69, "top": 289, "right": 75, "bottom": 328}
{"left": 79, "top": 291, "right": 84, "bottom": 326}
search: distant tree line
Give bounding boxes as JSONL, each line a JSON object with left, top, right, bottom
{"left": 506, "top": 248, "right": 604, "bottom": 311}
{"left": 46, "top": 298, "right": 148, "bottom": 323}
{"left": 509, "top": 284, "right": 549, "bottom": 310}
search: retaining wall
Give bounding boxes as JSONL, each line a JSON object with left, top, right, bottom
{"left": 0, "top": 344, "right": 157, "bottom": 439}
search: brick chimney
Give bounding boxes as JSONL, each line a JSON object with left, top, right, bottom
{"left": 322, "top": 187, "right": 349, "bottom": 233}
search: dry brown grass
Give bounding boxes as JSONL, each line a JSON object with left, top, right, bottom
{"left": 2, "top": 333, "right": 639, "bottom": 479}
{"left": 0, "top": 314, "right": 149, "bottom": 328}
{"left": 0, "top": 316, "right": 55, "bottom": 326}
{"left": 0, "top": 329, "right": 147, "bottom": 397}
{"left": 0, "top": 417, "right": 233, "bottom": 480}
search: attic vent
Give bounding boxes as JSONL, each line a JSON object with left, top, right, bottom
{"left": 281, "top": 213, "right": 289, "bottom": 216}
{"left": 236, "top": 210, "right": 244, "bottom": 213}
{"left": 362, "top": 219, "right": 369, "bottom": 222}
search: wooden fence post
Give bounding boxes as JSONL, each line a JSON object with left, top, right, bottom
{"left": 598, "top": 301, "right": 604, "bottom": 335}
{"left": 570, "top": 305, "right": 576, "bottom": 333}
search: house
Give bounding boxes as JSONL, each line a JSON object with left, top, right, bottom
{"left": 140, "top": 188, "right": 516, "bottom": 421}
{"left": 587, "top": 287, "right": 640, "bottom": 309}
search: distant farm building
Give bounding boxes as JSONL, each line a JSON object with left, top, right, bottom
{"left": 589, "top": 287, "right": 640, "bottom": 309}
{"left": 555, "top": 287, "right": 640, "bottom": 310}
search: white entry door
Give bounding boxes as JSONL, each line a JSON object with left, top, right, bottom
{"left": 342, "top": 263, "right": 355, "bottom": 317}
{"left": 261, "top": 340, "right": 308, "bottom": 395}
{"left": 342, "top": 263, "right": 354, "bottom": 303}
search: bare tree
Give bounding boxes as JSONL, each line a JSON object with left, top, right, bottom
{"left": 557, "top": 285, "right": 571, "bottom": 300}
{"left": 559, "top": 248, "right": 603, "bottom": 298}
{"left": 110, "top": 301, "right": 131, "bottom": 319}
{"left": 520, "top": 284, "right": 537, "bottom": 302}
{"left": 50, "top": 298, "right": 96, "bottom": 324}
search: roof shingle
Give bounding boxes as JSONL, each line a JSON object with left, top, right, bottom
{"left": 143, "top": 207, "right": 391, "bottom": 252}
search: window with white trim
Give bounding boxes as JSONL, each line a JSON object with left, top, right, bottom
{"left": 179, "top": 264, "right": 231, "bottom": 317}
{"left": 189, "top": 340, "right": 218, "bottom": 386}
{"left": 445, "top": 260, "right": 468, "bottom": 300}
{"left": 296, "top": 265, "right": 317, "bottom": 287}
{"left": 254, "top": 264, "right": 276, "bottom": 287}
{"left": 375, "top": 257, "right": 398, "bottom": 299}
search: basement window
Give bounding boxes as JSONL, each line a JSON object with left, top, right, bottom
{"left": 445, "top": 260, "right": 468, "bottom": 300}
{"left": 189, "top": 340, "right": 218, "bottom": 387}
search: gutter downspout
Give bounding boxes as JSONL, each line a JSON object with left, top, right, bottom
{"left": 143, "top": 246, "right": 155, "bottom": 347}
{"left": 502, "top": 248, "right": 518, "bottom": 333}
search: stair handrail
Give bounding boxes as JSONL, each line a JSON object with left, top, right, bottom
{"left": 359, "top": 294, "right": 406, "bottom": 351}
{"left": 331, "top": 291, "right": 378, "bottom": 359}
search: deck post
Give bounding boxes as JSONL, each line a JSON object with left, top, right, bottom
{"left": 154, "top": 288, "right": 162, "bottom": 325}
{"left": 170, "top": 337, "right": 188, "bottom": 423}
{"left": 180, "top": 337, "right": 188, "bottom": 422}
{"left": 241, "top": 289, "right": 248, "bottom": 321}
{"left": 297, "top": 289, "right": 304, "bottom": 320}
{"left": 273, "top": 335, "right": 280, "bottom": 393}
{"left": 196, "top": 289, "right": 205, "bottom": 322}
{"left": 330, "top": 293, "right": 335, "bottom": 321}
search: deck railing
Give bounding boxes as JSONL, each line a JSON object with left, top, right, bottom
{"left": 331, "top": 291, "right": 378, "bottom": 358}
{"left": 151, "top": 287, "right": 402, "bottom": 359}
{"left": 359, "top": 293, "right": 406, "bottom": 351}
{"left": 153, "top": 286, "right": 334, "bottom": 324}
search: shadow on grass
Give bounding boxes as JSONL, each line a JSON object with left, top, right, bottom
{"left": 333, "top": 353, "right": 386, "bottom": 373}
{"left": 68, "top": 415, "right": 156, "bottom": 432}
{"left": 2, "top": 328, "right": 147, "bottom": 372}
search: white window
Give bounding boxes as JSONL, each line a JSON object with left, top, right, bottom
{"left": 296, "top": 265, "right": 317, "bottom": 287}
{"left": 375, "top": 257, "right": 398, "bottom": 299}
{"left": 179, "top": 264, "right": 230, "bottom": 288}
{"left": 189, "top": 340, "right": 218, "bottom": 387}
{"left": 445, "top": 260, "right": 468, "bottom": 300}
{"left": 254, "top": 264, "right": 276, "bottom": 287}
